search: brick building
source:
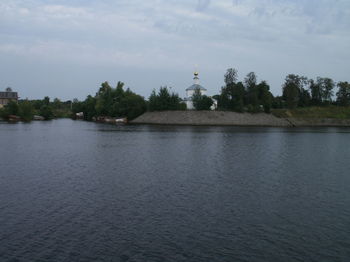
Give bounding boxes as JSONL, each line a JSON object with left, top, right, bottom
{"left": 0, "top": 88, "right": 18, "bottom": 108}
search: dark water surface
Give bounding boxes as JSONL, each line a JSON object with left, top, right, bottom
{"left": 1, "top": 119, "right": 350, "bottom": 262}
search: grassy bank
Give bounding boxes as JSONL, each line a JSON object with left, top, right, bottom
{"left": 272, "top": 106, "right": 350, "bottom": 119}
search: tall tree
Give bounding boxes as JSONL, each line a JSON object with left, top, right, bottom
{"left": 218, "top": 69, "right": 245, "bottom": 112}
{"left": 72, "top": 81, "right": 146, "bottom": 120}
{"left": 257, "top": 81, "right": 273, "bottom": 113}
{"left": 40, "top": 105, "right": 54, "bottom": 120}
{"left": 282, "top": 74, "right": 308, "bottom": 109}
{"left": 43, "top": 96, "right": 50, "bottom": 106}
{"left": 336, "top": 81, "right": 350, "bottom": 106}
{"left": 4, "top": 100, "right": 19, "bottom": 115}
{"left": 148, "top": 86, "right": 182, "bottom": 111}
{"left": 83, "top": 95, "right": 97, "bottom": 120}
{"left": 309, "top": 79, "right": 322, "bottom": 105}
{"left": 298, "top": 88, "right": 311, "bottom": 107}
{"left": 224, "top": 68, "right": 238, "bottom": 85}
{"left": 244, "top": 72, "right": 259, "bottom": 108}
{"left": 95, "top": 81, "right": 113, "bottom": 116}
{"left": 316, "top": 77, "right": 335, "bottom": 104}
{"left": 19, "top": 100, "right": 34, "bottom": 121}
{"left": 117, "top": 89, "right": 146, "bottom": 120}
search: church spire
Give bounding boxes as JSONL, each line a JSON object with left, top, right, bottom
{"left": 193, "top": 71, "right": 199, "bottom": 85}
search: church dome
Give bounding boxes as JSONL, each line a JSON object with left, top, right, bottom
{"left": 186, "top": 71, "right": 206, "bottom": 91}
{"left": 186, "top": 84, "right": 206, "bottom": 91}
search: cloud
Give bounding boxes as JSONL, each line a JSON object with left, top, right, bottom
{"left": 196, "top": 0, "right": 211, "bottom": 12}
{"left": 0, "top": 0, "right": 349, "bottom": 99}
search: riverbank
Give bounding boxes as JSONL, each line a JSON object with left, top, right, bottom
{"left": 272, "top": 106, "right": 350, "bottom": 119}
{"left": 131, "top": 111, "right": 289, "bottom": 126}
{"left": 131, "top": 111, "right": 350, "bottom": 127}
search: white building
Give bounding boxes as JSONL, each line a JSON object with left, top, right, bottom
{"left": 184, "top": 72, "right": 217, "bottom": 110}
{"left": 184, "top": 72, "right": 207, "bottom": 110}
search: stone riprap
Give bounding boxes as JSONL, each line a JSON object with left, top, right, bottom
{"left": 131, "top": 111, "right": 292, "bottom": 127}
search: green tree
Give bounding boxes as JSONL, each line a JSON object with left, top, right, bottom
{"left": 224, "top": 68, "right": 238, "bottom": 85}
{"left": 40, "top": 105, "right": 54, "bottom": 120}
{"left": 218, "top": 69, "right": 245, "bottom": 112}
{"left": 148, "top": 86, "right": 182, "bottom": 111}
{"left": 118, "top": 90, "right": 146, "bottom": 120}
{"left": 231, "top": 82, "right": 245, "bottom": 112}
{"left": 192, "top": 88, "right": 213, "bottom": 110}
{"left": 18, "top": 100, "right": 34, "bottom": 121}
{"left": 83, "top": 95, "right": 97, "bottom": 120}
{"left": 282, "top": 74, "right": 308, "bottom": 109}
{"left": 317, "top": 77, "right": 335, "bottom": 104}
{"left": 244, "top": 72, "right": 259, "bottom": 108}
{"left": 72, "top": 98, "right": 84, "bottom": 115}
{"left": 272, "top": 96, "right": 285, "bottom": 109}
{"left": 52, "top": 98, "right": 61, "bottom": 109}
{"left": 32, "top": 99, "right": 44, "bottom": 110}
{"left": 77, "top": 81, "right": 146, "bottom": 120}
{"left": 43, "top": 96, "right": 50, "bottom": 106}
{"left": 257, "top": 81, "right": 273, "bottom": 113}
{"left": 336, "top": 81, "right": 350, "bottom": 106}
{"left": 309, "top": 79, "right": 322, "bottom": 105}
{"left": 0, "top": 107, "right": 5, "bottom": 118}
{"left": 4, "top": 100, "right": 19, "bottom": 115}
{"left": 95, "top": 81, "right": 113, "bottom": 116}
{"left": 298, "top": 88, "right": 311, "bottom": 107}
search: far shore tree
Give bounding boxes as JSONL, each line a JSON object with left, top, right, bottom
{"left": 309, "top": 79, "right": 322, "bottom": 105}
{"left": 282, "top": 74, "right": 308, "bottom": 109}
{"left": 218, "top": 68, "right": 245, "bottom": 112}
{"left": 4, "top": 100, "right": 19, "bottom": 116}
{"left": 317, "top": 77, "right": 335, "bottom": 104}
{"left": 72, "top": 84, "right": 183, "bottom": 121}
{"left": 244, "top": 72, "right": 259, "bottom": 109}
{"left": 72, "top": 81, "right": 146, "bottom": 121}
{"left": 192, "top": 88, "right": 213, "bottom": 110}
{"left": 257, "top": 81, "right": 273, "bottom": 113}
{"left": 336, "top": 81, "right": 350, "bottom": 106}
{"left": 148, "top": 86, "right": 185, "bottom": 111}
{"left": 18, "top": 100, "right": 34, "bottom": 121}
{"left": 218, "top": 69, "right": 273, "bottom": 113}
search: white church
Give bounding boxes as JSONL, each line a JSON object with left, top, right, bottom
{"left": 184, "top": 71, "right": 217, "bottom": 110}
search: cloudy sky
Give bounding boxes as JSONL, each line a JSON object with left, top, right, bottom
{"left": 0, "top": 0, "right": 349, "bottom": 100}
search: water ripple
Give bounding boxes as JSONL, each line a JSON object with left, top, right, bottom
{"left": 0, "top": 120, "right": 350, "bottom": 261}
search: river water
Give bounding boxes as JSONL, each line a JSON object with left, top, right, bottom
{"left": 0, "top": 119, "right": 349, "bottom": 261}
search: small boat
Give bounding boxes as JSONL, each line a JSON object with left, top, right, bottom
{"left": 33, "top": 115, "right": 45, "bottom": 121}
{"left": 8, "top": 115, "right": 20, "bottom": 122}
{"left": 115, "top": 117, "right": 128, "bottom": 124}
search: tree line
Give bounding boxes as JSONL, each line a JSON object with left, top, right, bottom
{"left": 215, "top": 69, "right": 350, "bottom": 112}
{"left": 71, "top": 81, "right": 146, "bottom": 121}
{"left": 281, "top": 75, "right": 350, "bottom": 108}
{"left": 147, "top": 68, "right": 349, "bottom": 113}
{"left": 2, "top": 68, "right": 349, "bottom": 122}
{"left": 0, "top": 97, "right": 71, "bottom": 121}
{"left": 214, "top": 69, "right": 273, "bottom": 113}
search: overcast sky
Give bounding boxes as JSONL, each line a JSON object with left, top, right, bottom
{"left": 0, "top": 0, "right": 349, "bottom": 100}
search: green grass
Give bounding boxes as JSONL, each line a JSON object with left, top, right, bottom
{"left": 272, "top": 106, "right": 350, "bottom": 119}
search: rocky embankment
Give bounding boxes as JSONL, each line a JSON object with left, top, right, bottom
{"left": 131, "top": 111, "right": 290, "bottom": 126}
{"left": 131, "top": 111, "right": 350, "bottom": 127}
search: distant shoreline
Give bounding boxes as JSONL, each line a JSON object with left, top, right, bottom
{"left": 131, "top": 111, "right": 350, "bottom": 127}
